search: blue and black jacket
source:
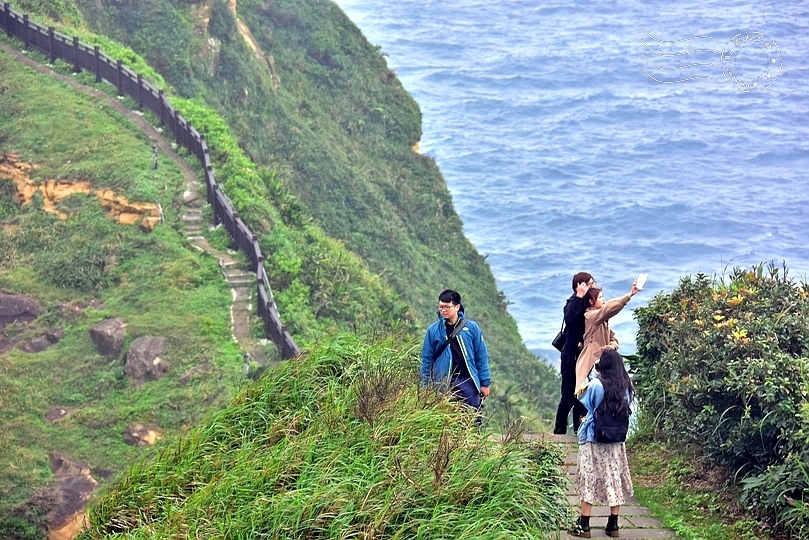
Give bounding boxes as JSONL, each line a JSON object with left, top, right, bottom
{"left": 420, "top": 310, "right": 491, "bottom": 392}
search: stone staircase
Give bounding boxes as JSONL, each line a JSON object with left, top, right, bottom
{"left": 533, "top": 434, "right": 677, "bottom": 539}
{"left": 180, "top": 160, "right": 271, "bottom": 367}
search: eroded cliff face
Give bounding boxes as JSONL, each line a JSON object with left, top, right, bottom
{"left": 0, "top": 153, "right": 161, "bottom": 231}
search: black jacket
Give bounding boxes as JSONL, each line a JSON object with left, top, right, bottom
{"left": 561, "top": 294, "right": 588, "bottom": 363}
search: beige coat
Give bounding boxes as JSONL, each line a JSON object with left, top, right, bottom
{"left": 575, "top": 293, "right": 631, "bottom": 388}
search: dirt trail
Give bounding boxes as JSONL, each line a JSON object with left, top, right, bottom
{"left": 225, "top": 0, "right": 280, "bottom": 90}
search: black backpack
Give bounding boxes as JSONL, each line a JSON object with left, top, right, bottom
{"left": 594, "top": 397, "right": 630, "bottom": 443}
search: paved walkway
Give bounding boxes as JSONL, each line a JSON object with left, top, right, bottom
{"left": 535, "top": 434, "right": 676, "bottom": 539}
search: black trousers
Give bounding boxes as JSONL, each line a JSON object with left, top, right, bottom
{"left": 554, "top": 359, "right": 585, "bottom": 434}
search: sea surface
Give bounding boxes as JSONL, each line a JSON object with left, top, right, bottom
{"left": 332, "top": 0, "right": 809, "bottom": 366}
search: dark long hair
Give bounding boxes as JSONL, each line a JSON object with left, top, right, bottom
{"left": 595, "top": 348, "right": 634, "bottom": 414}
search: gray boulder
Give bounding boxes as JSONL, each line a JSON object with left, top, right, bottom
{"left": 124, "top": 336, "right": 168, "bottom": 388}
{"left": 18, "top": 327, "right": 64, "bottom": 354}
{"left": 89, "top": 317, "right": 126, "bottom": 358}
{"left": 0, "top": 293, "right": 41, "bottom": 330}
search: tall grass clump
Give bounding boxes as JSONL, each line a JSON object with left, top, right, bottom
{"left": 81, "top": 334, "right": 570, "bottom": 539}
{"left": 633, "top": 263, "right": 809, "bottom": 536}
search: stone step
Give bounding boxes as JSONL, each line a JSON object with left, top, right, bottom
{"left": 532, "top": 432, "right": 677, "bottom": 540}
{"left": 231, "top": 288, "right": 253, "bottom": 302}
{"left": 219, "top": 259, "right": 240, "bottom": 269}
{"left": 559, "top": 529, "right": 675, "bottom": 539}
{"left": 227, "top": 272, "right": 255, "bottom": 283}
{"left": 182, "top": 188, "right": 203, "bottom": 204}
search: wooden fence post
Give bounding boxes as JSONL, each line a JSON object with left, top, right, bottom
{"left": 94, "top": 46, "right": 101, "bottom": 83}
{"left": 136, "top": 74, "right": 143, "bottom": 110}
{"left": 22, "top": 14, "right": 28, "bottom": 48}
{"left": 170, "top": 109, "right": 178, "bottom": 142}
{"left": 212, "top": 183, "right": 220, "bottom": 224}
{"left": 2, "top": 4, "right": 10, "bottom": 34}
{"left": 48, "top": 26, "right": 56, "bottom": 64}
{"left": 158, "top": 89, "right": 165, "bottom": 126}
{"left": 72, "top": 36, "right": 79, "bottom": 73}
{"left": 206, "top": 166, "right": 214, "bottom": 205}
{"left": 175, "top": 117, "right": 182, "bottom": 146}
{"left": 116, "top": 59, "right": 123, "bottom": 96}
{"left": 203, "top": 141, "right": 210, "bottom": 167}
{"left": 231, "top": 211, "right": 239, "bottom": 247}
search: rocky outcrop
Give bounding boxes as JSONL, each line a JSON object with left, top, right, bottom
{"left": 46, "top": 452, "right": 98, "bottom": 540}
{"left": 88, "top": 317, "right": 126, "bottom": 358}
{"left": 60, "top": 299, "right": 105, "bottom": 322}
{"left": 18, "top": 327, "right": 64, "bottom": 353}
{"left": 0, "top": 293, "right": 44, "bottom": 353}
{"left": 47, "top": 407, "right": 74, "bottom": 424}
{"left": 0, "top": 153, "right": 161, "bottom": 230}
{"left": 124, "top": 336, "right": 168, "bottom": 388}
{"left": 123, "top": 423, "right": 162, "bottom": 447}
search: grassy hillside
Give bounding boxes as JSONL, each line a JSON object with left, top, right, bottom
{"left": 0, "top": 1, "right": 564, "bottom": 534}
{"left": 79, "top": 335, "right": 571, "bottom": 540}
{"left": 0, "top": 44, "right": 245, "bottom": 532}
{"left": 57, "top": 0, "right": 561, "bottom": 418}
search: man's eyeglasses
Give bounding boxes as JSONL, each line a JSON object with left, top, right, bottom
{"left": 437, "top": 304, "right": 457, "bottom": 312}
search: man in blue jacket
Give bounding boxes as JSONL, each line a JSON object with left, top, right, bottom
{"left": 420, "top": 289, "right": 491, "bottom": 410}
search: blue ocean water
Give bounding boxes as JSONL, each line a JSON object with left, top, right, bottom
{"left": 332, "top": 0, "right": 809, "bottom": 366}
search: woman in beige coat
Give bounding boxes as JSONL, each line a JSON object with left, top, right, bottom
{"left": 575, "top": 281, "right": 641, "bottom": 389}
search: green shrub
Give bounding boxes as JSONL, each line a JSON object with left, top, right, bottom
{"left": 634, "top": 263, "right": 809, "bottom": 534}
{"left": 0, "top": 517, "right": 41, "bottom": 540}
{"left": 0, "top": 179, "right": 20, "bottom": 219}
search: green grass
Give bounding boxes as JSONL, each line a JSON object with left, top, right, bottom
{"left": 627, "top": 424, "right": 774, "bottom": 540}
{"left": 80, "top": 334, "right": 571, "bottom": 540}
{"left": 0, "top": 45, "right": 244, "bottom": 530}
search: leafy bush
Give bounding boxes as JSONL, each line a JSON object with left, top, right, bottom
{"left": 634, "top": 263, "right": 809, "bottom": 534}
{"left": 0, "top": 517, "right": 41, "bottom": 540}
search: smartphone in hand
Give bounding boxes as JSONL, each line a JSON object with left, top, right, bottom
{"left": 635, "top": 273, "right": 648, "bottom": 291}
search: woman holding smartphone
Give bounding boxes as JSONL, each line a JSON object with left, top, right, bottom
{"left": 574, "top": 278, "right": 641, "bottom": 390}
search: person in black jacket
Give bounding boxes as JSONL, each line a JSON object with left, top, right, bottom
{"left": 553, "top": 272, "right": 595, "bottom": 435}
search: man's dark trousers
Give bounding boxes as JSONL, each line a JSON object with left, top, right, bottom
{"left": 554, "top": 359, "right": 584, "bottom": 434}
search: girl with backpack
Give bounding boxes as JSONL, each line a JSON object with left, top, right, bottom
{"left": 569, "top": 348, "right": 635, "bottom": 538}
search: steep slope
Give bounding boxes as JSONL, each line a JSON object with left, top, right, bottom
{"left": 79, "top": 335, "right": 571, "bottom": 540}
{"left": 67, "top": 0, "right": 560, "bottom": 419}
{"left": 0, "top": 42, "right": 246, "bottom": 536}
{"left": 0, "top": 18, "right": 424, "bottom": 536}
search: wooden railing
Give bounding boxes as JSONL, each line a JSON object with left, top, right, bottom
{"left": 0, "top": 3, "right": 300, "bottom": 360}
